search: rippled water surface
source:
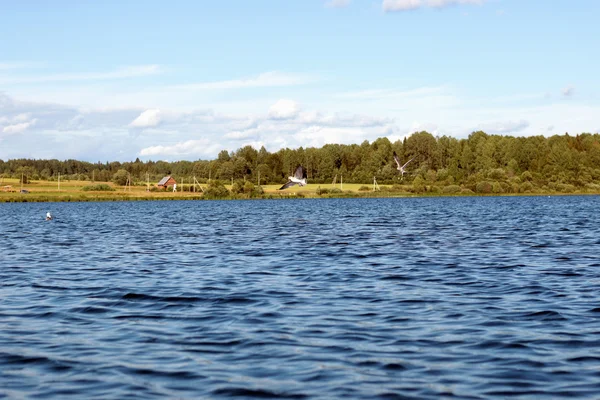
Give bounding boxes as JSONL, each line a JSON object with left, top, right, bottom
{"left": 1, "top": 196, "right": 600, "bottom": 399}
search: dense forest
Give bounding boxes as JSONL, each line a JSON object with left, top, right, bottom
{"left": 2, "top": 131, "right": 600, "bottom": 194}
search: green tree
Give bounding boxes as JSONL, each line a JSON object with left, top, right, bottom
{"left": 112, "top": 169, "right": 130, "bottom": 186}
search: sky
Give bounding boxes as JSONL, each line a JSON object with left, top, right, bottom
{"left": 1, "top": 0, "right": 599, "bottom": 162}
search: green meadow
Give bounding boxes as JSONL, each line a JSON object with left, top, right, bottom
{"left": 2, "top": 177, "right": 599, "bottom": 203}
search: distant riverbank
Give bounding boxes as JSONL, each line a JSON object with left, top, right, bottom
{"left": 1, "top": 178, "right": 599, "bottom": 203}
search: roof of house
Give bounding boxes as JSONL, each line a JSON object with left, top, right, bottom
{"left": 157, "top": 176, "right": 174, "bottom": 186}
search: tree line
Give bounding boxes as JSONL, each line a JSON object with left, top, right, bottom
{"left": 2, "top": 131, "right": 600, "bottom": 194}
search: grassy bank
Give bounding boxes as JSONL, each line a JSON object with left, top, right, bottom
{"left": 1, "top": 178, "right": 599, "bottom": 203}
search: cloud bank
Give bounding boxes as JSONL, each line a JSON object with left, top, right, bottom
{"left": 129, "top": 109, "right": 162, "bottom": 128}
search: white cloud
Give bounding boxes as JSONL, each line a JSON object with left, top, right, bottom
{"left": 325, "top": 0, "right": 350, "bottom": 8}
{"left": 139, "top": 139, "right": 220, "bottom": 157}
{"left": 562, "top": 86, "right": 575, "bottom": 97}
{"left": 268, "top": 99, "right": 300, "bottom": 120}
{"left": 409, "top": 121, "right": 439, "bottom": 135}
{"left": 295, "top": 126, "right": 376, "bottom": 148}
{"left": 129, "top": 109, "right": 161, "bottom": 128}
{"left": 0, "top": 64, "right": 160, "bottom": 85}
{"left": 172, "top": 71, "right": 313, "bottom": 91}
{"left": 382, "top": 0, "right": 485, "bottom": 12}
{"left": 476, "top": 119, "right": 530, "bottom": 134}
{"left": 2, "top": 119, "right": 37, "bottom": 135}
{"left": 225, "top": 129, "right": 259, "bottom": 140}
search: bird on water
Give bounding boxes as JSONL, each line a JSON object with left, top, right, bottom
{"left": 279, "top": 165, "right": 307, "bottom": 190}
{"left": 46, "top": 212, "right": 53, "bottom": 220}
{"left": 393, "top": 152, "right": 415, "bottom": 180}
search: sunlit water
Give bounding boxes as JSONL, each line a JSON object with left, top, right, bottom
{"left": 1, "top": 196, "right": 599, "bottom": 399}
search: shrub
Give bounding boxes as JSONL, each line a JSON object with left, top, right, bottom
{"left": 203, "top": 180, "right": 230, "bottom": 199}
{"left": 412, "top": 176, "right": 425, "bottom": 193}
{"left": 112, "top": 169, "right": 129, "bottom": 186}
{"left": 358, "top": 185, "right": 370, "bottom": 191}
{"left": 82, "top": 184, "right": 115, "bottom": 191}
{"left": 243, "top": 181, "right": 255, "bottom": 194}
{"left": 520, "top": 181, "right": 534, "bottom": 193}
{"left": 488, "top": 168, "right": 507, "bottom": 180}
{"left": 585, "top": 183, "right": 600, "bottom": 192}
{"left": 475, "top": 181, "right": 493, "bottom": 194}
{"left": 492, "top": 182, "right": 504, "bottom": 194}
{"left": 521, "top": 171, "right": 533, "bottom": 182}
{"left": 436, "top": 168, "right": 449, "bottom": 182}
{"left": 252, "top": 185, "right": 264, "bottom": 196}
{"left": 556, "top": 183, "right": 575, "bottom": 193}
{"left": 390, "top": 184, "right": 409, "bottom": 192}
{"left": 442, "top": 185, "right": 461, "bottom": 194}
{"left": 231, "top": 181, "right": 243, "bottom": 194}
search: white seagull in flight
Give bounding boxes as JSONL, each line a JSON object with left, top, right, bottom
{"left": 393, "top": 152, "right": 415, "bottom": 179}
{"left": 279, "top": 166, "right": 307, "bottom": 190}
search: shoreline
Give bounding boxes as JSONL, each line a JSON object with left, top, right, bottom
{"left": 1, "top": 191, "right": 598, "bottom": 203}
{"left": 2, "top": 178, "right": 598, "bottom": 203}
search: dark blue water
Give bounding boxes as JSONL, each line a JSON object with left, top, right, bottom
{"left": 1, "top": 196, "right": 600, "bottom": 399}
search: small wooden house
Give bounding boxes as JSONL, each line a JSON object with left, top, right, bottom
{"left": 157, "top": 176, "right": 176, "bottom": 189}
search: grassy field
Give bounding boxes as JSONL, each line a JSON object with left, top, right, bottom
{"left": 3, "top": 177, "right": 594, "bottom": 203}
{"left": 0, "top": 178, "right": 387, "bottom": 202}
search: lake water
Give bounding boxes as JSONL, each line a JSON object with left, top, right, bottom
{"left": 1, "top": 196, "right": 600, "bottom": 399}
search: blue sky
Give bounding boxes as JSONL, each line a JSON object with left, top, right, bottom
{"left": 1, "top": 0, "right": 599, "bottom": 161}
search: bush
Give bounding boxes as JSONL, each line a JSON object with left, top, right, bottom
{"left": 316, "top": 187, "right": 329, "bottom": 195}
{"left": 252, "top": 185, "right": 265, "bottom": 196}
{"left": 585, "top": 183, "right": 600, "bottom": 192}
{"left": 556, "top": 183, "right": 576, "bottom": 193}
{"left": 243, "top": 181, "right": 255, "bottom": 194}
{"left": 358, "top": 185, "right": 370, "bottom": 191}
{"left": 82, "top": 184, "right": 115, "bottom": 191}
{"left": 412, "top": 176, "right": 426, "bottom": 193}
{"left": 521, "top": 171, "right": 533, "bottom": 182}
{"left": 203, "top": 180, "right": 230, "bottom": 199}
{"left": 520, "top": 181, "right": 534, "bottom": 193}
{"left": 442, "top": 185, "right": 461, "bottom": 194}
{"left": 390, "top": 184, "right": 410, "bottom": 193}
{"left": 231, "top": 181, "right": 243, "bottom": 194}
{"left": 112, "top": 169, "right": 129, "bottom": 186}
{"left": 475, "top": 181, "right": 493, "bottom": 194}
{"left": 488, "top": 168, "right": 507, "bottom": 180}
{"left": 492, "top": 182, "right": 504, "bottom": 194}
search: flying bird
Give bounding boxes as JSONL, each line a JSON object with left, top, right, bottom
{"left": 279, "top": 165, "right": 307, "bottom": 190}
{"left": 393, "top": 152, "right": 415, "bottom": 179}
